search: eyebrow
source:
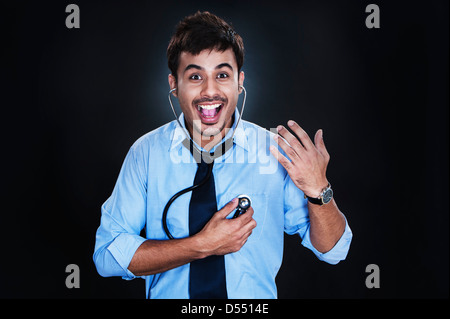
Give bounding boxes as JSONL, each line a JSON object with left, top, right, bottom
{"left": 216, "top": 63, "right": 233, "bottom": 71}
{"left": 183, "top": 63, "right": 234, "bottom": 73}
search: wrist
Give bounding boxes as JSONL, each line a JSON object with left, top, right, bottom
{"left": 303, "top": 180, "right": 329, "bottom": 198}
{"left": 304, "top": 182, "right": 333, "bottom": 206}
{"left": 190, "top": 233, "right": 212, "bottom": 259}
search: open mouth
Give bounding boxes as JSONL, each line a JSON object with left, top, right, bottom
{"left": 196, "top": 103, "right": 224, "bottom": 123}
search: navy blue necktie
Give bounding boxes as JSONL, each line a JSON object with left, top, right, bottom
{"left": 188, "top": 156, "right": 228, "bottom": 299}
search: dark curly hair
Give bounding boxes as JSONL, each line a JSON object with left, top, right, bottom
{"left": 167, "top": 11, "right": 245, "bottom": 81}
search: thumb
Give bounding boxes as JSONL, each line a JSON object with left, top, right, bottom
{"left": 215, "top": 198, "right": 239, "bottom": 218}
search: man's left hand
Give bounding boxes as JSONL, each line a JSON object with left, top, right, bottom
{"left": 270, "top": 120, "right": 330, "bottom": 198}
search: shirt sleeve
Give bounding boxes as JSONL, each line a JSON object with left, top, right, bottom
{"left": 283, "top": 174, "right": 353, "bottom": 265}
{"left": 93, "top": 143, "right": 148, "bottom": 280}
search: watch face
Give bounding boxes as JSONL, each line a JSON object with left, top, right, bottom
{"left": 322, "top": 188, "right": 333, "bottom": 204}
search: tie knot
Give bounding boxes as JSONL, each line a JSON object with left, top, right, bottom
{"left": 198, "top": 152, "right": 214, "bottom": 166}
{"left": 181, "top": 137, "right": 233, "bottom": 165}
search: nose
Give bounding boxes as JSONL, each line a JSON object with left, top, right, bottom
{"left": 200, "top": 76, "right": 221, "bottom": 99}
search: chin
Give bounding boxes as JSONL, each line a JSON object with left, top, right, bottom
{"left": 201, "top": 125, "right": 222, "bottom": 137}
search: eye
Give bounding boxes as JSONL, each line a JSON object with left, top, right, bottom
{"left": 217, "top": 73, "right": 229, "bottom": 79}
{"left": 189, "top": 74, "right": 202, "bottom": 81}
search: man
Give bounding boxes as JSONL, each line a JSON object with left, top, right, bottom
{"left": 93, "top": 11, "right": 352, "bottom": 299}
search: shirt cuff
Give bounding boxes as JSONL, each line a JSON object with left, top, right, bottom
{"left": 301, "top": 217, "right": 353, "bottom": 265}
{"left": 106, "top": 232, "right": 147, "bottom": 280}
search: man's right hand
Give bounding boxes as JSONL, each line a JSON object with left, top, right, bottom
{"left": 195, "top": 198, "right": 257, "bottom": 257}
{"left": 128, "top": 198, "right": 257, "bottom": 276}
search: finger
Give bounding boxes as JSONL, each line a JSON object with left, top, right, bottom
{"left": 274, "top": 135, "right": 302, "bottom": 162}
{"left": 241, "top": 220, "right": 257, "bottom": 239}
{"left": 287, "top": 120, "right": 315, "bottom": 150}
{"left": 216, "top": 198, "right": 239, "bottom": 218}
{"left": 269, "top": 145, "right": 294, "bottom": 172}
{"left": 243, "top": 217, "right": 257, "bottom": 232}
{"left": 276, "top": 125, "right": 306, "bottom": 157}
{"left": 240, "top": 228, "right": 254, "bottom": 241}
{"left": 239, "top": 237, "right": 249, "bottom": 249}
{"left": 234, "top": 207, "right": 254, "bottom": 223}
{"left": 314, "top": 129, "right": 330, "bottom": 161}
{"left": 240, "top": 223, "right": 255, "bottom": 240}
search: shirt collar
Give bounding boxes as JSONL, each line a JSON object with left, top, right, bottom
{"left": 168, "top": 108, "right": 249, "bottom": 153}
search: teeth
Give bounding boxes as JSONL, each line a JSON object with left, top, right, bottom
{"left": 197, "top": 103, "right": 222, "bottom": 110}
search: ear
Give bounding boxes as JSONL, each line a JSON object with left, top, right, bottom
{"left": 238, "top": 71, "right": 245, "bottom": 94}
{"left": 168, "top": 74, "right": 178, "bottom": 97}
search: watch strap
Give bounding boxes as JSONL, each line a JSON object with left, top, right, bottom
{"left": 304, "top": 183, "right": 332, "bottom": 206}
{"left": 305, "top": 195, "right": 323, "bottom": 205}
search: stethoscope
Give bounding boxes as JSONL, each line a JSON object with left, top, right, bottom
{"left": 162, "top": 85, "right": 251, "bottom": 239}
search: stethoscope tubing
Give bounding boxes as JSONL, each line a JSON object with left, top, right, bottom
{"left": 162, "top": 85, "right": 247, "bottom": 239}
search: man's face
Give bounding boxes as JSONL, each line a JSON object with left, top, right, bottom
{"left": 169, "top": 48, "right": 244, "bottom": 140}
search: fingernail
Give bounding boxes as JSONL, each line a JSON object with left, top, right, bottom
{"left": 232, "top": 198, "right": 238, "bottom": 203}
{"left": 276, "top": 125, "right": 283, "bottom": 132}
{"left": 288, "top": 120, "right": 294, "bottom": 127}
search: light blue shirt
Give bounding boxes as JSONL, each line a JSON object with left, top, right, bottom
{"left": 93, "top": 109, "right": 353, "bottom": 299}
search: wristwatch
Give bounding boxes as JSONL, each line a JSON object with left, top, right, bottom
{"left": 304, "top": 183, "right": 333, "bottom": 205}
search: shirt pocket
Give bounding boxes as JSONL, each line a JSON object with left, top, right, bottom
{"left": 219, "top": 192, "right": 268, "bottom": 243}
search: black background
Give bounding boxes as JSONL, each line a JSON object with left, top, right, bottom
{"left": 1, "top": 0, "right": 448, "bottom": 299}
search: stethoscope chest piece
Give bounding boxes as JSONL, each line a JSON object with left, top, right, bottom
{"left": 233, "top": 194, "right": 252, "bottom": 218}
